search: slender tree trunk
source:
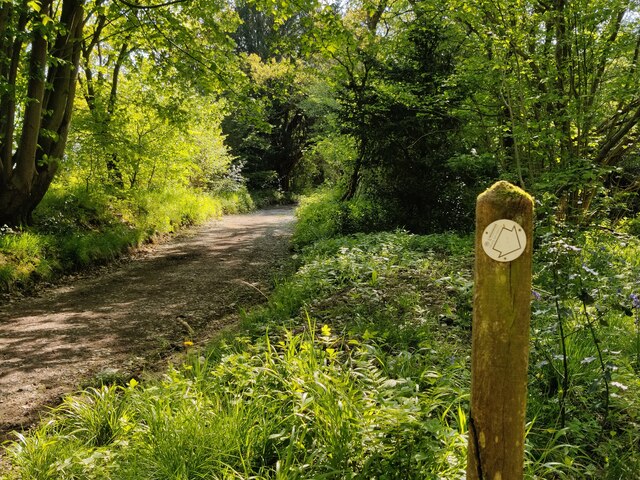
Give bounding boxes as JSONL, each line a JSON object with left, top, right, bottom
{"left": 81, "top": 36, "right": 130, "bottom": 189}
{"left": 342, "top": 146, "right": 364, "bottom": 201}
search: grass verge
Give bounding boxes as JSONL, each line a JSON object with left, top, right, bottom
{"left": 0, "top": 186, "right": 254, "bottom": 292}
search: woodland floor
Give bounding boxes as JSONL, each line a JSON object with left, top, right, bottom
{"left": 0, "top": 206, "right": 295, "bottom": 443}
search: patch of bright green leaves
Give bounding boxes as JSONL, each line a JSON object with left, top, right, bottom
{"left": 292, "top": 189, "right": 393, "bottom": 248}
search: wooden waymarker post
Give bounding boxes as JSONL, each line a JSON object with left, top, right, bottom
{"left": 467, "top": 181, "right": 533, "bottom": 480}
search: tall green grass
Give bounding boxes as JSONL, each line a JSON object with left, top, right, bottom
{"left": 2, "top": 327, "right": 468, "bottom": 479}
{"left": 0, "top": 232, "right": 57, "bottom": 290}
{"left": 0, "top": 185, "right": 254, "bottom": 291}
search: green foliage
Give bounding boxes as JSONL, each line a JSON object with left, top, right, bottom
{"left": 5, "top": 227, "right": 639, "bottom": 478}
{"left": 58, "top": 386, "right": 131, "bottom": 448}
{"left": 0, "top": 230, "right": 55, "bottom": 290}
{"left": 4, "top": 0, "right": 640, "bottom": 466}
{"left": 222, "top": 54, "right": 319, "bottom": 194}
{"left": 625, "top": 213, "right": 640, "bottom": 238}
{"left": 0, "top": 185, "right": 252, "bottom": 292}
{"left": 252, "top": 230, "right": 474, "bottom": 344}
{"left": 293, "top": 188, "right": 477, "bottom": 249}
{"left": 217, "top": 188, "right": 256, "bottom": 214}
{"left": 0, "top": 0, "right": 84, "bottom": 226}
{"left": 294, "top": 132, "right": 355, "bottom": 191}
{"left": 292, "top": 188, "right": 396, "bottom": 247}
{"left": 291, "top": 189, "right": 344, "bottom": 246}
{"left": 314, "top": 0, "right": 485, "bottom": 233}
{"left": 2, "top": 330, "right": 461, "bottom": 478}
{"left": 249, "top": 188, "right": 298, "bottom": 209}
{"left": 527, "top": 220, "right": 640, "bottom": 478}
{"left": 223, "top": 0, "right": 330, "bottom": 195}
{"left": 449, "top": 0, "right": 640, "bottom": 221}
{"left": 68, "top": 74, "right": 235, "bottom": 194}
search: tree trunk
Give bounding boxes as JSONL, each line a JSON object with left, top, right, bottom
{"left": 0, "top": 0, "right": 85, "bottom": 226}
{"left": 81, "top": 35, "right": 130, "bottom": 189}
{"left": 342, "top": 130, "right": 367, "bottom": 202}
{"left": 342, "top": 153, "right": 362, "bottom": 201}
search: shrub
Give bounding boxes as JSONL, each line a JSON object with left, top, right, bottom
{"left": 291, "top": 189, "right": 343, "bottom": 247}
{"left": 293, "top": 188, "right": 474, "bottom": 251}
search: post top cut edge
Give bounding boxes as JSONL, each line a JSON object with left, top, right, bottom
{"left": 478, "top": 181, "right": 534, "bottom": 206}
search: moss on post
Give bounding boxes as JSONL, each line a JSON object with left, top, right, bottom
{"left": 467, "top": 181, "right": 534, "bottom": 480}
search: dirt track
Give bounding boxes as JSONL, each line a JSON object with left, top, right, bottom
{"left": 0, "top": 206, "right": 295, "bottom": 439}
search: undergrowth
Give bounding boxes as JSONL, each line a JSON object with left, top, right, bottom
{"left": 526, "top": 225, "right": 640, "bottom": 477}
{"left": 291, "top": 188, "right": 474, "bottom": 250}
{"left": 249, "top": 188, "right": 299, "bottom": 209}
{"left": 291, "top": 189, "right": 393, "bottom": 248}
{"left": 2, "top": 231, "right": 474, "bottom": 478}
{"left": 0, "top": 185, "right": 254, "bottom": 292}
{"left": 2, "top": 224, "right": 639, "bottom": 478}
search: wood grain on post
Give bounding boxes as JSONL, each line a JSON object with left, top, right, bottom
{"left": 467, "top": 181, "right": 534, "bottom": 480}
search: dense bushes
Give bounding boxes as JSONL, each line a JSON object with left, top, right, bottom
{"left": 291, "top": 189, "right": 391, "bottom": 248}
{"left": 292, "top": 188, "right": 477, "bottom": 249}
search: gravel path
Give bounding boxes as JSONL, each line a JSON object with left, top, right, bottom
{"left": 0, "top": 206, "right": 295, "bottom": 440}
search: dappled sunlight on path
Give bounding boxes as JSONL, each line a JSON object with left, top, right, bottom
{"left": 0, "top": 207, "right": 295, "bottom": 437}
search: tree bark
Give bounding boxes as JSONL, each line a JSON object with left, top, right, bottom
{"left": 342, "top": 145, "right": 364, "bottom": 201}
{"left": 0, "top": 0, "right": 85, "bottom": 226}
{"left": 12, "top": 2, "right": 50, "bottom": 195}
{"left": 0, "top": 7, "right": 28, "bottom": 181}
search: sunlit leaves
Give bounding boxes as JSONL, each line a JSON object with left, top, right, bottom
{"left": 449, "top": 0, "right": 640, "bottom": 218}
{"left": 69, "top": 52, "right": 233, "bottom": 192}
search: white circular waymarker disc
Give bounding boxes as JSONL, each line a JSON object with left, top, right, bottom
{"left": 482, "top": 219, "right": 527, "bottom": 262}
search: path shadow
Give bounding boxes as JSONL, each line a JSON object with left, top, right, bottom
{"left": 0, "top": 207, "right": 295, "bottom": 435}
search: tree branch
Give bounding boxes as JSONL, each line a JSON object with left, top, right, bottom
{"left": 115, "top": 0, "right": 187, "bottom": 10}
{"left": 595, "top": 105, "right": 640, "bottom": 165}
